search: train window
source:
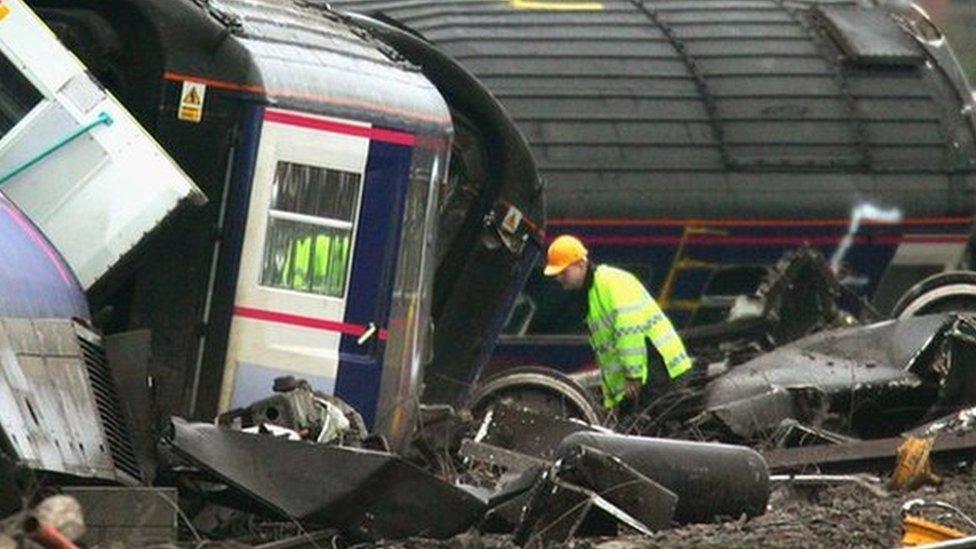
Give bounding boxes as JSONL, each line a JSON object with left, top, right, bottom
{"left": 0, "top": 54, "right": 42, "bottom": 141}
{"left": 259, "top": 161, "right": 362, "bottom": 297}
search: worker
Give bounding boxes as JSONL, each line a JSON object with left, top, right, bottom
{"left": 543, "top": 235, "right": 692, "bottom": 414}
{"left": 280, "top": 231, "right": 349, "bottom": 295}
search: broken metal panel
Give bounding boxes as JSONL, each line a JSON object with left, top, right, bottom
{"left": 558, "top": 432, "right": 770, "bottom": 525}
{"left": 927, "top": 319, "right": 976, "bottom": 415}
{"left": 165, "top": 418, "right": 485, "bottom": 540}
{"left": 556, "top": 445, "right": 678, "bottom": 532}
{"left": 475, "top": 402, "right": 599, "bottom": 460}
{"left": 460, "top": 439, "right": 550, "bottom": 473}
{"left": 513, "top": 474, "right": 596, "bottom": 547}
{"left": 510, "top": 444, "right": 680, "bottom": 547}
{"left": 801, "top": 314, "right": 951, "bottom": 372}
{"left": 686, "top": 247, "right": 871, "bottom": 366}
{"left": 702, "top": 386, "right": 798, "bottom": 441}
{"left": 697, "top": 314, "right": 959, "bottom": 440}
{"left": 814, "top": 5, "right": 924, "bottom": 66}
{"left": 0, "top": 318, "right": 139, "bottom": 485}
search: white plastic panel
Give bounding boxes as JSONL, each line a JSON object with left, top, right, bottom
{"left": 0, "top": 0, "right": 204, "bottom": 288}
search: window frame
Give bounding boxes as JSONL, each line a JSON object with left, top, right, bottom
{"left": 0, "top": 49, "right": 44, "bottom": 148}
{"left": 257, "top": 159, "right": 365, "bottom": 300}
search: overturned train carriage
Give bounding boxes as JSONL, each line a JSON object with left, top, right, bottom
{"left": 0, "top": 196, "right": 140, "bottom": 511}
{"left": 329, "top": 0, "right": 976, "bottom": 377}
{"left": 17, "top": 0, "right": 542, "bottom": 447}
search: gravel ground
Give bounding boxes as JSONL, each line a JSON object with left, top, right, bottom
{"left": 382, "top": 466, "right": 976, "bottom": 549}
{"left": 583, "top": 467, "right": 976, "bottom": 548}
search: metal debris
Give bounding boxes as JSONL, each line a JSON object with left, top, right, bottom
{"left": 763, "top": 431, "right": 976, "bottom": 474}
{"left": 557, "top": 432, "right": 770, "bottom": 524}
{"left": 460, "top": 439, "right": 551, "bottom": 473}
{"left": 512, "top": 445, "right": 677, "bottom": 547}
{"left": 890, "top": 436, "right": 942, "bottom": 491}
{"left": 163, "top": 418, "right": 485, "bottom": 541}
{"left": 473, "top": 401, "right": 601, "bottom": 460}
{"left": 901, "top": 499, "right": 976, "bottom": 547}
{"left": 769, "top": 474, "right": 887, "bottom": 498}
{"left": 692, "top": 314, "right": 976, "bottom": 443}
{"left": 217, "top": 376, "right": 367, "bottom": 446}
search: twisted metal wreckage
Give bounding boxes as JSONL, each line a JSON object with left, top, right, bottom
{"left": 7, "top": 241, "right": 976, "bottom": 547}
{"left": 3, "top": 0, "right": 976, "bottom": 546}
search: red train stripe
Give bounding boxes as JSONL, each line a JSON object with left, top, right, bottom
{"left": 263, "top": 109, "right": 415, "bottom": 146}
{"left": 234, "top": 306, "right": 388, "bottom": 340}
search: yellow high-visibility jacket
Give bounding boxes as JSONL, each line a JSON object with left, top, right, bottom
{"left": 587, "top": 265, "right": 692, "bottom": 408}
{"left": 281, "top": 234, "right": 349, "bottom": 295}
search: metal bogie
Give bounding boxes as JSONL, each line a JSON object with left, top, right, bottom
{"left": 469, "top": 365, "right": 602, "bottom": 424}
{"left": 893, "top": 271, "right": 976, "bottom": 318}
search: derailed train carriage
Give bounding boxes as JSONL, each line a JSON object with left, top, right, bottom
{"left": 329, "top": 0, "right": 976, "bottom": 379}
{"left": 0, "top": 0, "right": 544, "bottom": 500}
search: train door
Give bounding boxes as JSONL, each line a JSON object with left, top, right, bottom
{"left": 219, "top": 108, "right": 410, "bottom": 420}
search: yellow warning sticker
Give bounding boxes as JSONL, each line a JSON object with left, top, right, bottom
{"left": 509, "top": 0, "right": 603, "bottom": 10}
{"left": 178, "top": 81, "right": 206, "bottom": 123}
{"left": 0, "top": 2, "right": 10, "bottom": 21}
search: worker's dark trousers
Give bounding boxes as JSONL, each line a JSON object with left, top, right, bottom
{"left": 618, "top": 342, "right": 688, "bottom": 417}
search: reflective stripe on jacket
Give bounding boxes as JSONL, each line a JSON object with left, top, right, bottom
{"left": 587, "top": 265, "right": 692, "bottom": 409}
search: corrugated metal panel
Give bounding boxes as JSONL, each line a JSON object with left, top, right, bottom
{"left": 330, "top": 0, "right": 976, "bottom": 218}
{"left": 76, "top": 326, "right": 141, "bottom": 481}
{"left": 0, "top": 319, "right": 139, "bottom": 485}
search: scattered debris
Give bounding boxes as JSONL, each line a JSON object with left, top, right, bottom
{"left": 686, "top": 247, "right": 873, "bottom": 366}
{"left": 557, "top": 432, "right": 770, "bottom": 524}
{"left": 769, "top": 473, "right": 887, "bottom": 498}
{"left": 460, "top": 439, "right": 550, "bottom": 473}
{"left": 901, "top": 499, "right": 976, "bottom": 546}
{"left": 901, "top": 515, "right": 968, "bottom": 547}
{"left": 163, "top": 417, "right": 486, "bottom": 541}
{"left": 23, "top": 516, "right": 78, "bottom": 549}
{"left": 891, "top": 437, "right": 942, "bottom": 491}
{"left": 473, "top": 401, "right": 600, "bottom": 460}
{"left": 512, "top": 445, "right": 676, "bottom": 547}
{"left": 31, "top": 496, "right": 84, "bottom": 543}
{"left": 763, "top": 431, "right": 976, "bottom": 474}
{"left": 692, "top": 314, "right": 976, "bottom": 443}
{"left": 218, "top": 376, "right": 368, "bottom": 447}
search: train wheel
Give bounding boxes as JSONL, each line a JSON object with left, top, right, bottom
{"left": 467, "top": 365, "right": 602, "bottom": 424}
{"left": 891, "top": 271, "right": 976, "bottom": 319}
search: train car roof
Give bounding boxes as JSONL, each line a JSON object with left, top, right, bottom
{"left": 330, "top": 0, "right": 976, "bottom": 219}
{"left": 161, "top": 0, "right": 452, "bottom": 133}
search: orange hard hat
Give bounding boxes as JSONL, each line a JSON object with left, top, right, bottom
{"left": 544, "top": 235, "right": 588, "bottom": 276}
